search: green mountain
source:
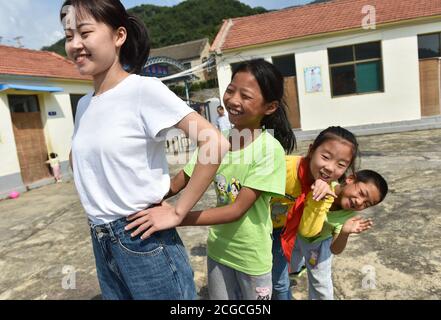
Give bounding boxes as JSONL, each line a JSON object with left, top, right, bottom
{"left": 42, "top": 0, "right": 267, "bottom": 55}
{"left": 43, "top": 0, "right": 333, "bottom": 56}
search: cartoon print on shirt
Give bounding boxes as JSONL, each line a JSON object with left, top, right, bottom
{"left": 228, "top": 178, "right": 242, "bottom": 203}
{"left": 214, "top": 174, "right": 229, "bottom": 205}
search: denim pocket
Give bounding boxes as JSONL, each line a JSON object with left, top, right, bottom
{"left": 117, "top": 232, "right": 164, "bottom": 257}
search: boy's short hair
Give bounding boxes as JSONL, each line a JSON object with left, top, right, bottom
{"left": 354, "top": 170, "right": 388, "bottom": 203}
{"left": 217, "top": 105, "right": 224, "bottom": 110}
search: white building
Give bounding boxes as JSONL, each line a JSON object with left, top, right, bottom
{"left": 211, "top": 0, "right": 441, "bottom": 131}
{"left": 0, "top": 45, "right": 92, "bottom": 198}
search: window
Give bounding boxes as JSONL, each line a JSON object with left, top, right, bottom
{"left": 328, "top": 41, "right": 383, "bottom": 97}
{"left": 272, "top": 54, "right": 296, "bottom": 77}
{"left": 8, "top": 95, "right": 40, "bottom": 113}
{"left": 70, "top": 94, "right": 85, "bottom": 121}
{"left": 182, "top": 62, "right": 192, "bottom": 70}
{"left": 418, "top": 33, "right": 441, "bottom": 59}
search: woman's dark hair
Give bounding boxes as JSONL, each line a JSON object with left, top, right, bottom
{"left": 231, "top": 59, "right": 296, "bottom": 154}
{"left": 354, "top": 169, "right": 388, "bottom": 203}
{"left": 60, "top": 0, "right": 150, "bottom": 74}
{"left": 309, "top": 126, "right": 359, "bottom": 178}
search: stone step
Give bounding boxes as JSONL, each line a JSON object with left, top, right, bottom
{"left": 293, "top": 115, "right": 441, "bottom": 141}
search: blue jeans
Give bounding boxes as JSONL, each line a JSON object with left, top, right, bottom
{"left": 89, "top": 217, "right": 197, "bottom": 300}
{"left": 271, "top": 228, "right": 291, "bottom": 300}
{"left": 292, "top": 236, "right": 334, "bottom": 300}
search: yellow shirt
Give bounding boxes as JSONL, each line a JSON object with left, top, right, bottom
{"left": 271, "top": 155, "right": 335, "bottom": 238}
{"left": 271, "top": 155, "right": 301, "bottom": 229}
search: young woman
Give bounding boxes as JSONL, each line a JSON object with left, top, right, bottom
{"left": 62, "top": 0, "right": 229, "bottom": 300}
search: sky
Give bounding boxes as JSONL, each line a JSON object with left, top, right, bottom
{"left": 0, "top": 0, "right": 312, "bottom": 50}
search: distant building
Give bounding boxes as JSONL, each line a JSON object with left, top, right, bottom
{"left": 0, "top": 45, "right": 92, "bottom": 198}
{"left": 149, "top": 38, "right": 214, "bottom": 82}
{"left": 211, "top": 0, "right": 441, "bottom": 130}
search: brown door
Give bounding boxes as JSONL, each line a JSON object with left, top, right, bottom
{"left": 284, "top": 76, "right": 301, "bottom": 129}
{"left": 8, "top": 95, "right": 51, "bottom": 185}
{"left": 419, "top": 58, "right": 441, "bottom": 116}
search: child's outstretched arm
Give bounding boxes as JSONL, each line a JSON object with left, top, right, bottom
{"left": 180, "top": 187, "right": 261, "bottom": 226}
{"left": 126, "top": 187, "right": 261, "bottom": 239}
{"left": 330, "top": 216, "right": 373, "bottom": 255}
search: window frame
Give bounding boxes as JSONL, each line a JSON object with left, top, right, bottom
{"left": 271, "top": 53, "right": 297, "bottom": 77}
{"left": 418, "top": 32, "right": 441, "bottom": 60}
{"left": 328, "top": 41, "right": 385, "bottom": 98}
{"left": 70, "top": 94, "right": 85, "bottom": 122}
{"left": 7, "top": 94, "right": 41, "bottom": 113}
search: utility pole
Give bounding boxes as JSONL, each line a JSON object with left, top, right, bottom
{"left": 0, "top": 36, "right": 24, "bottom": 47}
{"left": 14, "top": 36, "right": 24, "bottom": 48}
{"left": 184, "top": 79, "right": 190, "bottom": 106}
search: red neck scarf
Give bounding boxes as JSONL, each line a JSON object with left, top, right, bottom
{"left": 281, "top": 157, "right": 311, "bottom": 264}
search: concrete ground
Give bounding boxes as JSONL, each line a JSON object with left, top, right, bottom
{"left": 0, "top": 128, "right": 440, "bottom": 300}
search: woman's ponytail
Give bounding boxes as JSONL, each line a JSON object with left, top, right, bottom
{"left": 122, "top": 14, "right": 150, "bottom": 75}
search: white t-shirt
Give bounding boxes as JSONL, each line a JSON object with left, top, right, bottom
{"left": 72, "top": 74, "right": 194, "bottom": 224}
{"left": 46, "top": 158, "right": 59, "bottom": 167}
{"left": 216, "top": 115, "right": 232, "bottom": 131}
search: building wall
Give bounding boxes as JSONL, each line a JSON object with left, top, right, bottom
{"left": 190, "top": 41, "right": 212, "bottom": 82}
{"left": 0, "top": 75, "right": 92, "bottom": 197}
{"left": 0, "top": 93, "right": 21, "bottom": 176}
{"left": 41, "top": 80, "right": 92, "bottom": 162}
{"left": 215, "top": 20, "right": 441, "bottom": 130}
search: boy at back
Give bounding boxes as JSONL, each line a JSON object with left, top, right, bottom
{"left": 273, "top": 169, "right": 388, "bottom": 300}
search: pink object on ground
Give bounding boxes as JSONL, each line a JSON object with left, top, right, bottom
{"left": 9, "top": 191, "right": 20, "bottom": 199}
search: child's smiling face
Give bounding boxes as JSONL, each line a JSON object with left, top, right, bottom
{"left": 308, "top": 138, "right": 353, "bottom": 183}
{"left": 338, "top": 177, "right": 381, "bottom": 211}
{"left": 223, "top": 71, "right": 276, "bottom": 130}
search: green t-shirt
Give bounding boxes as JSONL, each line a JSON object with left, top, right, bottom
{"left": 184, "top": 130, "right": 286, "bottom": 275}
{"left": 298, "top": 209, "right": 356, "bottom": 244}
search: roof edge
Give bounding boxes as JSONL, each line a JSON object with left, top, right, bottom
{"left": 211, "top": 19, "right": 234, "bottom": 55}
{"left": 0, "top": 71, "right": 92, "bottom": 82}
{"left": 151, "top": 37, "right": 210, "bottom": 51}
{"left": 219, "top": 13, "right": 441, "bottom": 53}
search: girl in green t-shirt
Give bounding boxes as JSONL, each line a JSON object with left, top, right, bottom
{"left": 128, "top": 59, "right": 296, "bottom": 300}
